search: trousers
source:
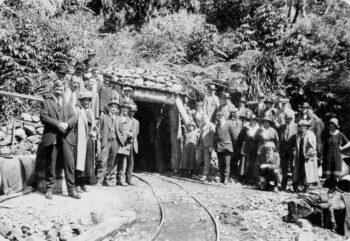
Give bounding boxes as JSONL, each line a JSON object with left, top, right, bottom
{"left": 218, "top": 152, "right": 231, "bottom": 180}
{"left": 96, "top": 140, "right": 118, "bottom": 184}
{"left": 46, "top": 139, "right": 75, "bottom": 192}
{"left": 198, "top": 145, "right": 211, "bottom": 176}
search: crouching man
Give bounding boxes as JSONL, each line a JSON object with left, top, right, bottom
{"left": 256, "top": 141, "right": 281, "bottom": 192}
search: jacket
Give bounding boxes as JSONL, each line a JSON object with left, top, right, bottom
{"left": 198, "top": 122, "right": 215, "bottom": 149}
{"left": 215, "top": 120, "right": 236, "bottom": 153}
{"left": 40, "top": 94, "right": 77, "bottom": 147}
{"left": 99, "top": 113, "right": 117, "bottom": 148}
{"left": 116, "top": 116, "right": 134, "bottom": 155}
{"left": 293, "top": 130, "right": 319, "bottom": 184}
{"left": 279, "top": 122, "right": 298, "bottom": 154}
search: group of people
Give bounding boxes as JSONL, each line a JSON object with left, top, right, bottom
{"left": 38, "top": 51, "right": 139, "bottom": 200}
{"left": 180, "top": 84, "right": 350, "bottom": 193}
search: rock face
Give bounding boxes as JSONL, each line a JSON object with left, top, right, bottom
{"left": 0, "top": 114, "right": 43, "bottom": 156}
{"left": 104, "top": 68, "right": 184, "bottom": 94}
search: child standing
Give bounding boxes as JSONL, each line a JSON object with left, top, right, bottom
{"left": 180, "top": 122, "right": 199, "bottom": 177}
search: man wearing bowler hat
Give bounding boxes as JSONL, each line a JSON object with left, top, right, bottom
{"left": 96, "top": 99, "right": 120, "bottom": 186}
{"left": 203, "top": 84, "right": 220, "bottom": 123}
{"left": 122, "top": 86, "right": 136, "bottom": 106}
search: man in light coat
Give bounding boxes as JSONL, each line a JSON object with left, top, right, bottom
{"left": 126, "top": 104, "right": 139, "bottom": 185}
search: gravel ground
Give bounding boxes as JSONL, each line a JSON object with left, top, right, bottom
{"left": 0, "top": 174, "right": 346, "bottom": 241}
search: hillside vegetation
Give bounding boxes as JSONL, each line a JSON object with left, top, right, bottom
{"left": 0, "top": 0, "right": 350, "bottom": 128}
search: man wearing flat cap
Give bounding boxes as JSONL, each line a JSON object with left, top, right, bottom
{"left": 203, "top": 84, "right": 220, "bottom": 123}
{"left": 121, "top": 86, "right": 136, "bottom": 106}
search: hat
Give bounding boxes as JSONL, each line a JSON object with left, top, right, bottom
{"left": 108, "top": 99, "right": 120, "bottom": 107}
{"left": 258, "top": 93, "right": 265, "bottom": 99}
{"left": 337, "top": 175, "right": 350, "bottom": 193}
{"left": 230, "top": 107, "right": 238, "bottom": 113}
{"left": 130, "top": 104, "right": 138, "bottom": 112}
{"left": 0, "top": 146, "right": 12, "bottom": 157}
{"left": 329, "top": 118, "right": 340, "bottom": 128}
{"left": 262, "top": 114, "right": 274, "bottom": 123}
{"left": 264, "top": 98, "right": 274, "bottom": 104}
{"left": 284, "top": 109, "right": 295, "bottom": 119}
{"left": 120, "top": 102, "right": 132, "bottom": 109}
{"left": 188, "top": 122, "right": 196, "bottom": 127}
{"left": 208, "top": 84, "right": 216, "bottom": 90}
{"left": 223, "top": 93, "right": 230, "bottom": 99}
{"left": 78, "top": 91, "right": 93, "bottom": 100}
{"left": 216, "top": 112, "right": 225, "bottom": 117}
{"left": 250, "top": 114, "right": 259, "bottom": 121}
{"left": 123, "top": 87, "right": 134, "bottom": 91}
{"left": 301, "top": 102, "right": 312, "bottom": 109}
{"left": 87, "top": 49, "right": 96, "bottom": 56}
{"left": 196, "top": 101, "right": 203, "bottom": 107}
{"left": 75, "top": 63, "right": 87, "bottom": 71}
{"left": 278, "top": 98, "right": 289, "bottom": 103}
{"left": 262, "top": 141, "right": 276, "bottom": 150}
{"left": 298, "top": 120, "right": 311, "bottom": 127}
{"left": 57, "top": 65, "right": 68, "bottom": 74}
{"left": 70, "top": 76, "right": 81, "bottom": 84}
{"left": 240, "top": 97, "right": 247, "bottom": 103}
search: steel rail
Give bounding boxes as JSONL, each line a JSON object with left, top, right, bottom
{"left": 143, "top": 173, "right": 220, "bottom": 241}
{"left": 133, "top": 174, "right": 165, "bottom": 241}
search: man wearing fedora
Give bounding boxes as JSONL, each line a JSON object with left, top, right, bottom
{"left": 203, "top": 84, "right": 220, "bottom": 123}
{"left": 279, "top": 109, "right": 298, "bottom": 190}
{"left": 40, "top": 81, "right": 80, "bottom": 199}
{"left": 114, "top": 102, "right": 134, "bottom": 186}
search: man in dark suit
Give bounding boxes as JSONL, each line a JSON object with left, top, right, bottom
{"left": 40, "top": 81, "right": 80, "bottom": 199}
{"left": 215, "top": 112, "right": 237, "bottom": 185}
{"left": 278, "top": 109, "right": 298, "bottom": 190}
{"left": 126, "top": 104, "right": 139, "bottom": 185}
{"left": 96, "top": 99, "right": 120, "bottom": 186}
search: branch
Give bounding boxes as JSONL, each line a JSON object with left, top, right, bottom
{"left": 0, "top": 3, "right": 19, "bottom": 17}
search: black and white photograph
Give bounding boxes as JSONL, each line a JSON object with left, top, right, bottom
{"left": 0, "top": 0, "right": 350, "bottom": 240}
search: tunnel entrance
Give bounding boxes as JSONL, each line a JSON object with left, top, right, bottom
{"left": 134, "top": 101, "right": 171, "bottom": 172}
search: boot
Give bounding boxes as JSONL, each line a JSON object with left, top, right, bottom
{"left": 273, "top": 186, "right": 279, "bottom": 192}
{"left": 293, "top": 184, "right": 299, "bottom": 193}
{"left": 45, "top": 190, "right": 53, "bottom": 200}
{"left": 302, "top": 185, "right": 309, "bottom": 193}
{"left": 68, "top": 190, "right": 81, "bottom": 199}
{"left": 199, "top": 175, "right": 207, "bottom": 182}
{"left": 118, "top": 179, "right": 128, "bottom": 186}
{"left": 126, "top": 178, "right": 135, "bottom": 186}
{"left": 223, "top": 178, "right": 229, "bottom": 185}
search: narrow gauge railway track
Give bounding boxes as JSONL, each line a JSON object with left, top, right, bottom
{"left": 134, "top": 173, "right": 220, "bottom": 241}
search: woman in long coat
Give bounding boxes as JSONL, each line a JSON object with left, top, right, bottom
{"left": 293, "top": 120, "right": 318, "bottom": 193}
{"left": 322, "top": 118, "right": 350, "bottom": 193}
{"left": 255, "top": 114, "right": 279, "bottom": 154}
{"left": 76, "top": 92, "right": 98, "bottom": 192}
{"left": 238, "top": 114, "right": 260, "bottom": 183}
